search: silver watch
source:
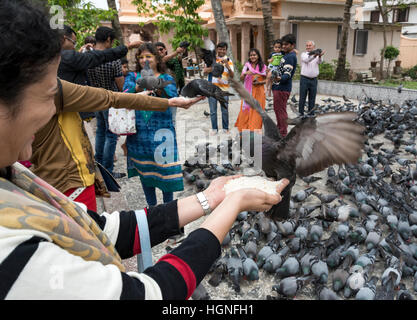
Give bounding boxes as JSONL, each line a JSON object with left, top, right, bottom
{"left": 196, "top": 192, "right": 211, "bottom": 215}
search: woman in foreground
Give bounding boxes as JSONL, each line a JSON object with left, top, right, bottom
{"left": 0, "top": 0, "right": 288, "bottom": 299}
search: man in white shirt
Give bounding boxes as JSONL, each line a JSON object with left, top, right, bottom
{"left": 298, "top": 40, "right": 325, "bottom": 116}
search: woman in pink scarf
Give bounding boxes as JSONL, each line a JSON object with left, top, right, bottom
{"left": 235, "top": 48, "right": 267, "bottom": 132}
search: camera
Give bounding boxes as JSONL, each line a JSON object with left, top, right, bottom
{"left": 179, "top": 41, "right": 190, "bottom": 49}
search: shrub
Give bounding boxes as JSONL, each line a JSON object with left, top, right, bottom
{"left": 383, "top": 46, "right": 400, "bottom": 61}
{"left": 407, "top": 65, "right": 417, "bottom": 80}
{"left": 318, "top": 62, "right": 335, "bottom": 80}
{"left": 235, "top": 60, "right": 244, "bottom": 75}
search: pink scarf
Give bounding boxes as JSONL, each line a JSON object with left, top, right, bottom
{"left": 242, "top": 62, "right": 267, "bottom": 111}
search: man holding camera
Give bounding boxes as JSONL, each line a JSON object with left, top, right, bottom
{"left": 299, "top": 40, "right": 325, "bottom": 116}
{"left": 155, "top": 42, "right": 187, "bottom": 95}
{"left": 203, "top": 42, "right": 235, "bottom": 135}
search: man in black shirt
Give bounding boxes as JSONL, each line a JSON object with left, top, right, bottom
{"left": 87, "top": 27, "right": 129, "bottom": 178}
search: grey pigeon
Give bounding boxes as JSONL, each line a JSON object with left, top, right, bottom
{"left": 263, "top": 246, "right": 289, "bottom": 273}
{"left": 237, "top": 244, "right": 259, "bottom": 281}
{"left": 256, "top": 245, "right": 274, "bottom": 268}
{"left": 332, "top": 268, "right": 349, "bottom": 292}
{"left": 226, "top": 247, "right": 244, "bottom": 292}
{"left": 272, "top": 276, "right": 310, "bottom": 298}
{"left": 355, "top": 276, "right": 378, "bottom": 300}
{"left": 181, "top": 79, "right": 234, "bottom": 110}
{"left": 316, "top": 283, "right": 342, "bottom": 300}
{"left": 276, "top": 256, "right": 300, "bottom": 278}
{"left": 229, "top": 77, "right": 365, "bottom": 220}
{"left": 191, "top": 283, "right": 210, "bottom": 300}
{"left": 136, "top": 60, "right": 173, "bottom": 91}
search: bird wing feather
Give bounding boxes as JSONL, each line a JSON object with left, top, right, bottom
{"left": 284, "top": 112, "right": 365, "bottom": 177}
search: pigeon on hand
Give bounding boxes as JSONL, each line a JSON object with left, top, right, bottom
{"left": 198, "top": 38, "right": 224, "bottom": 77}
{"left": 181, "top": 79, "right": 234, "bottom": 109}
{"left": 136, "top": 60, "right": 173, "bottom": 91}
{"left": 229, "top": 77, "right": 365, "bottom": 220}
{"left": 308, "top": 48, "right": 323, "bottom": 56}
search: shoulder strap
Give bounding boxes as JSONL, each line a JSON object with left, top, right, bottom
{"left": 134, "top": 209, "right": 153, "bottom": 272}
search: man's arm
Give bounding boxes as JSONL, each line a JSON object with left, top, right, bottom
{"left": 61, "top": 46, "right": 128, "bottom": 72}
{"left": 301, "top": 52, "right": 316, "bottom": 63}
{"left": 55, "top": 80, "right": 169, "bottom": 113}
{"left": 278, "top": 55, "right": 296, "bottom": 84}
{"left": 61, "top": 41, "right": 143, "bottom": 73}
{"left": 162, "top": 47, "right": 185, "bottom": 63}
{"left": 115, "top": 76, "right": 125, "bottom": 92}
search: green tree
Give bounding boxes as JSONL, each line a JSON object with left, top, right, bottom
{"left": 210, "top": 0, "right": 235, "bottom": 64}
{"left": 261, "top": 0, "right": 275, "bottom": 58}
{"left": 107, "top": 0, "right": 124, "bottom": 45}
{"left": 47, "top": 0, "right": 117, "bottom": 49}
{"left": 132, "top": 0, "right": 208, "bottom": 51}
{"left": 384, "top": 45, "right": 400, "bottom": 78}
{"left": 376, "top": 0, "right": 406, "bottom": 79}
{"left": 334, "top": 0, "right": 352, "bottom": 82}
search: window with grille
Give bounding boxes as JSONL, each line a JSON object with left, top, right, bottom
{"left": 291, "top": 23, "right": 298, "bottom": 49}
{"left": 392, "top": 7, "right": 409, "bottom": 22}
{"left": 370, "top": 10, "right": 380, "bottom": 23}
{"left": 336, "top": 25, "right": 342, "bottom": 49}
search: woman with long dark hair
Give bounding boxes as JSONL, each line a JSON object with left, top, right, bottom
{"left": 124, "top": 43, "right": 182, "bottom": 206}
{"left": 234, "top": 48, "right": 267, "bottom": 132}
{"left": 0, "top": 1, "right": 287, "bottom": 299}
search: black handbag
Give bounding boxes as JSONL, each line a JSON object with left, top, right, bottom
{"left": 95, "top": 161, "right": 121, "bottom": 193}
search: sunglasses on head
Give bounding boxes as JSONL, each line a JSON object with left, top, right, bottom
{"left": 64, "top": 36, "right": 77, "bottom": 46}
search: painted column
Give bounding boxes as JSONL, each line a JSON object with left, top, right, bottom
{"left": 229, "top": 25, "right": 238, "bottom": 61}
{"left": 241, "top": 22, "right": 251, "bottom": 63}
{"left": 255, "top": 25, "right": 265, "bottom": 59}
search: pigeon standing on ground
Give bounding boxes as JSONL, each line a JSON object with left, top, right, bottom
{"left": 229, "top": 77, "right": 365, "bottom": 220}
{"left": 397, "top": 84, "right": 403, "bottom": 94}
{"left": 181, "top": 79, "right": 234, "bottom": 110}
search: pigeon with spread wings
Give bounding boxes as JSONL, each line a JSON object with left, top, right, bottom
{"left": 229, "top": 77, "right": 365, "bottom": 220}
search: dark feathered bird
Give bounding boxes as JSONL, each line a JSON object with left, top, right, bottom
{"left": 229, "top": 77, "right": 365, "bottom": 220}
{"left": 181, "top": 79, "right": 234, "bottom": 109}
{"left": 308, "top": 48, "right": 322, "bottom": 56}
{"left": 136, "top": 60, "right": 173, "bottom": 91}
{"left": 197, "top": 38, "right": 224, "bottom": 77}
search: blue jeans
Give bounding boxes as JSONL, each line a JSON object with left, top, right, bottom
{"left": 142, "top": 184, "right": 173, "bottom": 206}
{"left": 95, "top": 110, "right": 118, "bottom": 174}
{"left": 298, "top": 76, "right": 318, "bottom": 115}
{"left": 208, "top": 96, "right": 229, "bottom": 131}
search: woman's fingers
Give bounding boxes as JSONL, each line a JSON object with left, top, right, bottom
{"left": 276, "top": 178, "right": 290, "bottom": 194}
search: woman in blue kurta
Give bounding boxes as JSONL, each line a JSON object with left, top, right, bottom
{"left": 123, "top": 43, "right": 183, "bottom": 206}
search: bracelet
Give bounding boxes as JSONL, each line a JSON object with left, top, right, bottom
{"left": 196, "top": 192, "right": 211, "bottom": 216}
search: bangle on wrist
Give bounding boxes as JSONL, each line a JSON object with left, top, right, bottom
{"left": 196, "top": 192, "right": 211, "bottom": 216}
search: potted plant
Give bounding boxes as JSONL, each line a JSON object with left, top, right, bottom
{"left": 370, "top": 55, "right": 378, "bottom": 68}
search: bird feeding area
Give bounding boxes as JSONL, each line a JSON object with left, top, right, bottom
{"left": 177, "top": 95, "right": 417, "bottom": 300}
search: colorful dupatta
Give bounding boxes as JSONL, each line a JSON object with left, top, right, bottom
{"left": 242, "top": 61, "right": 267, "bottom": 111}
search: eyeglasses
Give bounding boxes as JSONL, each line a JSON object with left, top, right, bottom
{"left": 138, "top": 54, "right": 155, "bottom": 60}
{"left": 157, "top": 48, "right": 165, "bottom": 52}
{"left": 65, "top": 36, "right": 77, "bottom": 46}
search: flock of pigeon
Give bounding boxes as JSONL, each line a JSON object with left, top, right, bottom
{"left": 180, "top": 89, "right": 417, "bottom": 300}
